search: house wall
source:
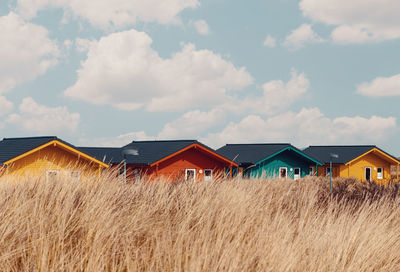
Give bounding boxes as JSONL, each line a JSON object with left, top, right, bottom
{"left": 246, "top": 151, "right": 317, "bottom": 179}
{"left": 317, "top": 153, "right": 394, "bottom": 184}
{"left": 2, "top": 145, "right": 103, "bottom": 180}
{"left": 316, "top": 164, "right": 341, "bottom": 178}
{"left": 342, "top": 153, "right": 392, "bottom": 183}
{"left": 128, "top": 148, "right": 229, "bottom": 183}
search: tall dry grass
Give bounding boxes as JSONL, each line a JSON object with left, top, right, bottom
{"left": 0, "top": 172, "right": 400, "bottom": 271}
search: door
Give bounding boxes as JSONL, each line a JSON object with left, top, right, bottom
{"left": 185, "top": 169, "right": 196, "bottom": 182}
{"left": 279, "top": 167, "right": 287, "bottom": 179}
{"left": 294, "top": 168, "right": 301, "bottom": 180}
{"left": 365, "top": 167, "right": 371, "bottom": 182}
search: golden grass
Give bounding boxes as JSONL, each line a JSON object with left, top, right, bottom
{"left": 0, "top": 172, "right": 400, "bottom": 271}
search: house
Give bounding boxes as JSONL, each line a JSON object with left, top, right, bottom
{"left": 0, "top": 136, "right": 109, "bottom": 180}
{"left": 216, "top": 144, "right": 322, "bottom": 179}
{"left": 80, "top": 140, "right": 238, "bottom": 182}
{"left": 303, "top": 145, "right": 400, "bottom": 183}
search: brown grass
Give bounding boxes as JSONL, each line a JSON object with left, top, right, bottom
{"left": 0, "top": 172, "right": 400, "bottom": 271}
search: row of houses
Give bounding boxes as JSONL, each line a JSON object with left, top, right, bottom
{"left": 0, "top": 136, "right": 399, "bottom": 184}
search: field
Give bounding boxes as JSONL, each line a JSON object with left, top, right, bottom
{"left": 0, "top": 172, "right": 400, "bottom": 271}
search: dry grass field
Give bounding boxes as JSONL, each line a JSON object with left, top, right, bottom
{"left": 0, "top": 172, "right": 400, "bottom": 271}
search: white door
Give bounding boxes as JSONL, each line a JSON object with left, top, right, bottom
{"left": 279, "top": 167, "right": 287, "bottom": 179}
{"left": 294, "top": 168, "right": 301, "bottom": 180}
{"left": 365, "top": 167, "right": 371, "bottom": 182}
{"left": 185, "top": 169, "right": 196, "bottom": 182}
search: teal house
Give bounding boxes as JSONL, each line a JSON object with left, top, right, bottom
{"left": 217, "top": 144, "right": 323, "bottom": 179}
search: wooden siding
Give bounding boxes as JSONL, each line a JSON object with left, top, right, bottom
{"left": 246, "top": 150, "right": 318, "bottom": 179}
{"left": 316, "top": 152, "right": 397, "bottom": 184}
{"left": 127, "top": 147, "right": 229, "bottom": 182}
{"left": 2, "top": 145, "right": 104, "bottom": 179}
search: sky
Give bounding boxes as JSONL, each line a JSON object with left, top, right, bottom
{"left": 0, "top": 0, "right": 400, "bottom": 154}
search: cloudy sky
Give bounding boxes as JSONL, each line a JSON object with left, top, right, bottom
{"left": 1, "top": 0, "right": 400, "bottom": 153}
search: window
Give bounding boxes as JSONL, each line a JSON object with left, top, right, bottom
{"left": 204, "top": 169, "right": 213, "bottom": 181}
{"left": 46, "top": 170, "right": 59, "bottom": 182}
{"left": 185, "top": 169, "right": 196, "bottom": 182}
{"left": 279, "top": 167, "right": 287, "bottom": 179}
{"left": 377, "top": 168, "right": 383, "bottom": 180}
{"left": 294, "top": 168, "right": 301, "bottom": 180}
{"left": 309, "top": 167, "right": 315, "bottom": 176}
{"left": 70, "top": 171, "right": 81, "bottom": 181}
{"left": 326, "top": 167, "right": 331, "bottom": 177}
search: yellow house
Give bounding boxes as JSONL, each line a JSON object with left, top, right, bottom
{"left": 0, "top": 136, "right": 109, "bottom": 180}
{"left": 303, "top": 145, "right": 400, "bottom": 184}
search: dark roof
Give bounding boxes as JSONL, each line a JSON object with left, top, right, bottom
{"left": 78, "top": 147, "right": 124, "bottom": 164}
{"left": 0, "top": 136, "right": 75, "bottom": 164}
{"left": 302, "top": 145, "right": 395, "bottom": 164}
{"left": 217, "top": 143, "right": 321, "bottom": 166}
{"left": 80, "top": 140, "right": 229, "bottom": 165}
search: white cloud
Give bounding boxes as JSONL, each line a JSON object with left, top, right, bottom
{"left": 300, "top": 0, "right": 400, "bottom": 43}
{"left": 230, "top": 69, "right": 310, "bottom": 116}
{"left": 202, "top": 108, "right": 396, "bottom": 148}
{"left": 17, "top": 0, "right": 199, "bottom": 29}
{"left": 75, "top": 38, "right": 95, "bottom": 53}
{"left": 7, "top": 97, "right": 80, "bottom": 134}
{"left": 80, "top": 131, "right": 154, "bottom": 147}
{"left": 0, "top": 96, "right": 14, "bottom": 117}
{"left": 193, "top": 20, "right": 210, "bottom": 35}
{"left": 357, "top": 74, "right": 400, "bottom": 97}
{"left": 283, "top": 24, "right": 324, "bottom": 50}
{"left": 263, "top": 35, "right": 276, "bottom": 48}
{"left": 158, "top": 109, "right": 225, "bottom": 139}
{"left": 64, "top": 29, "right": 253, "bottom": 112}
{"left": 0, "top": 12, "right": 59, "bottom": 94}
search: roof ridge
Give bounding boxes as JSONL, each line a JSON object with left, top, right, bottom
{"left": 129, "top": 140, "right": 197, "bottom": 143}
{"left": 3, "top": 136, "right": 58, "bottom": 141}
{"left": 225, "top": 143, "right": 291, "bottom": 146}
{"left": 307, "top": 145, "right": 376, "bottom": 147}
{"left": 79, "top": 146, "right": 122, "bottom": 149}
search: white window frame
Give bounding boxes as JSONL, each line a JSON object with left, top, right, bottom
{"left": 185, "top": 169, "right": 196, "bottom": 182}
{"left": 326, "top": 167, "right": 332, "bottom": 177}
{"left": 365, "top": 167, "right": 372, "bottom": 182}
{"left": 204, "top": 169, "right": 213, "bottom": 182}
{"left": 294, "top": 167, "right": 301, "bottom": 180}
{"left": 377, "top": 167, "right": 383, "bottom": 180}
{"left": 309, "top": 166, "right": 315, "bottom": 176}
{"left": 279, "top": 167, "right": 288, "bottom": 179}
{"left": 70, "top": 170, "right": 81, "bottom": 181}
{"left": 46, "top": 170, "right": 59, "bottom": 182}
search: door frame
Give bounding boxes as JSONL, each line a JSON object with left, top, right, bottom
{"left": 279, "top": 167, "right": 288, "bottom": 179}
{"left": 365, "top": 167, "right": 372, "bottom": 182}
{"left": 294, "top": 167, "right": 301, "bottom": 180}
{"left": 185, "top": 169, "right": 196, "bottom": 182}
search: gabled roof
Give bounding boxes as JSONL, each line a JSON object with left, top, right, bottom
{"left": 0, "top": 136, "right": 108, "bottom": 167}
{"left": 80, "top": 140, "right": 237, "bottom": 166}
{"left": 78, "top": 147, "right": 124, "bottom": 164}
{"left": 217, "top": 143, "right": 322, "bottom": 166}
{"left": 303, "top": 145, "right": 400, "bottom": 165}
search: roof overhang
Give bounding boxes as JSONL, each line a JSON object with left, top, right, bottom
{"left": 255, "top": 146, "right": 323, "bottom": 166}
{"left": 345, "top": 147, "right": 400, "bottom": 165}
{"left": 150, "top": 143, "right": 239, "bottom": 167}
{"left": 4, "top": 140, "right": 109, "bottom": 168}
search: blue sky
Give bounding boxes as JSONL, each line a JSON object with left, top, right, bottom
{"left": 0, "top": 0, "right": 400, "bottom": 154}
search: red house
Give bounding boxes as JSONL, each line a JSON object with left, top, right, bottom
{"left": 80, "top": 140, "right": 238, "bottom": 182}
